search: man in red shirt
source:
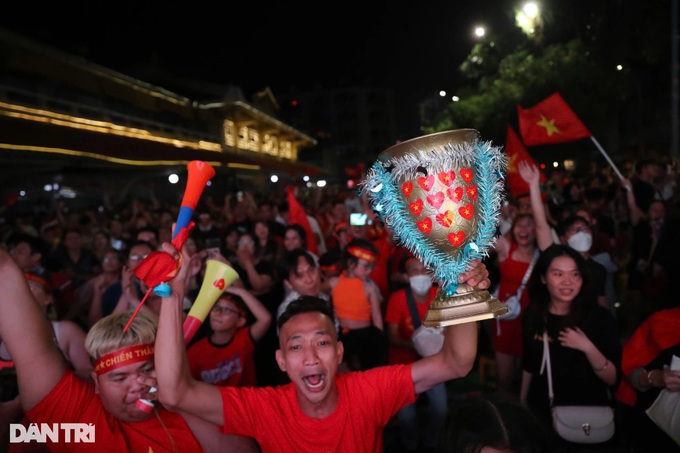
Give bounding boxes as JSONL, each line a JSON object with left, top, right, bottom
{"left": 155, "top": 240, "right": 490, "bottom": 453}
{"left": 0, "top": 247, "right": 257, "bottom": 452}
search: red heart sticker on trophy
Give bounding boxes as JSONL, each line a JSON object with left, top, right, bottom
{"left": 447, "top": 187, "right": 463, "bottom": 203}
{"left": 427, "top": 192, "right": 445, "bottom": 209}
{"left": 418, "top": 175, "right": 434, "bottom": 191}
{"left": 417, "top": 217, "right": 433, "bottom": 234}
{"left": 402, "top": 181, "right": 413, "bottom": 198}
{"left": 438, "top": 171, "right": 455, "bottom": 186}
{"left": 460, "top": 167, "right": 473, "bottom": 183}
{"left": 435, "top": 210, "right": 454, "bottom": 228}
{"left": 447, "top": 230, "right": 466, "bottom": 247}
{"left": 409, "top": 199, "right": 424, "bottom": 216}
{"left": 459, "top": 203, "right": 475, "bottom": 220}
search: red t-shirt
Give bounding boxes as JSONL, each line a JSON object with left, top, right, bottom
{"left": 25, "top": 371, "right": 202, "bottom": 452}
{"left": 385, "top": 287, "right": 438, "bottom": 365}
{"left": 219, "top": 364, "right": 416, "bottom": 453}
{"left": 187, "top": 328, "right": 257, "bottom": 387}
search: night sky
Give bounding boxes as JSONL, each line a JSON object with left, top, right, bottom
{"left": 0, "top": 2, "right": 511, "bottom": 136}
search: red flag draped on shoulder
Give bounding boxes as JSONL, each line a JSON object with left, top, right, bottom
{"left": 505, "top": 125, "right": 547, "bottom": 199}
{"left": 517, "top": 92, "right": 591, "bottom": 146}
{"left": 286, "top": 186, "right": 319, "bottom": 255}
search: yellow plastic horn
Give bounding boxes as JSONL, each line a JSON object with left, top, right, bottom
{"left": 182, "top": 259, "right": 240, "bottom": 344}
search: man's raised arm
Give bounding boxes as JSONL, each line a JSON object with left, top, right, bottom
{"left": 0, "top": 248, "right": 66, "bottom": 409}
{"left": 154, "top": 242, "right": 225, "bottom": 426}
{"left": 411, "top": 259, "right": 489, "bottom": 393}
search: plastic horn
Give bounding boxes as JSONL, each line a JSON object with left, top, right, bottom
{"left": 183, "top": 259, "right": 240, "bottom": 345}
{"left": 125, "top": 161, "right": 216, "bottom": 332}
{"left": 173, "top": 160, "right": 216, "bottom": 241}
{"left": 151, "top": 161, "right": 216, "bottom": 298}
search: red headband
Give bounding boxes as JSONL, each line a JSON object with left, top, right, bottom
{"left": 347, "top": 246, "right": 377, "bottom": 263}
{"left": 25, "top": 272, "right": 52, "bottom": 293}
{"left": 94, "top": 343, "right": 154, "bottom": 375}
{"left": 319, "top": 262, "right": 341, "bottom": 274}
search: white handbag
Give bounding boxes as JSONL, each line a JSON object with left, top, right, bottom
{"left": 541, "top": 332, "right": 615, "bottom": 444}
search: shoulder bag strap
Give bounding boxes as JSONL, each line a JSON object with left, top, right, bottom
{"left": 405, "top": 288, "right": 421, "bottom": 330}
{"left": 540, "top": 330, "right": 554, "bottom": 407}
{"left": 516, "top": 249, "right": 540, "bottom": 300}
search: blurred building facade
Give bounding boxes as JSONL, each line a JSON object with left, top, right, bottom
{"left": 0, "top": 27, "right": 321, "bottom": 209}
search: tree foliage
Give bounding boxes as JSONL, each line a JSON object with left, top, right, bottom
{"left": 424, "top": 39, "right": 628, "bottom": 145}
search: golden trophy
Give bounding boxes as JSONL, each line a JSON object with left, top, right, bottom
{"left": 362, "top": 129, "right": 507, "bottom": 326}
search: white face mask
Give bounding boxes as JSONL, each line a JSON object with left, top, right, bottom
{"left": 409, "top": 274, "right": 433, "bottom": 295}
{"left": 567, "top": 231, "right": 592, "bottom": 253}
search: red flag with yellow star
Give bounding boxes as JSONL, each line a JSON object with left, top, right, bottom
{"left": 517, "top": 92, "right": 591, "bottom": 146}
{"left": 505, "top": 125, "right": 547, "bottom": 198}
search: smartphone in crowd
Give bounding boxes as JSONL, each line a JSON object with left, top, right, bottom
{"left": 350, "top": 213, "right": 368, "bottom": 226}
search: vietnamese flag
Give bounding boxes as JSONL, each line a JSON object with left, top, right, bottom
{"left": 517, "top": 92, "right": 591, "bottom": 146}
{"left": 286, "top": 186, "right": 319, "bottom": 255}
{"left": 505, "top": 125, "right": 547, "bottom": 199}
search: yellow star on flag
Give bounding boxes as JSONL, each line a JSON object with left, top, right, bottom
{"left": 536, "top": 114, "right": 561, "bottom": 136}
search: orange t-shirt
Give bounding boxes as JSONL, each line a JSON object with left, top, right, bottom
{"left": 332, "top": 273, "right": 372, "bottom": 322}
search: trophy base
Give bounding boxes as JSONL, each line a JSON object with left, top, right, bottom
{"left": 422, "top": 287, "right": 508, "bottom": 327}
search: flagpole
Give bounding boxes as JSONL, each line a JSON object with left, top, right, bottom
{"left": 590, "top": 136, "right": 624, "bottom": 181}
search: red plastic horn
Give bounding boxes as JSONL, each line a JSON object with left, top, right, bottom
{"left": 125, "top": 161, "right": 215, "bottom": 332}
{"left": 173, "top": 161, "right": 216, "bottom": 240}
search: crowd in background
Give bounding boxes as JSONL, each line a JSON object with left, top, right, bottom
{"left": 1, "top": 153, "right": 680, "bottom": 452}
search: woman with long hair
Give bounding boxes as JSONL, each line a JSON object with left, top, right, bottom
{"left": 520, "top": 244, "right": 621, "bottom": 448}
{"left": 252, "top": 219, "right": 282, "bottom": 267}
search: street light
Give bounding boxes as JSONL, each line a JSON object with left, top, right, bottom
{"left": 474, "top": 26, "right": 486, "bottom": 38}
{"left": 516, "top": 2, "right": 542, "bottom": 36}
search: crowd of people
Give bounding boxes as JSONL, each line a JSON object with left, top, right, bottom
{"left": 0, "top": 154, "right": 678, "bottom": 452}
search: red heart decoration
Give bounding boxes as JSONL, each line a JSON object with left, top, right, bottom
{"left": 460, "top": 168, "right": 473, "bottom": 184}
{"left": 448, "top": 230, "right": 466, "bottom": 247}
{"left": 435, "top": 210, "right": 454, "bottom": 228}
{"left": 426, "top": 191, "right": 445, "bottom": 209}
{"left": 417, "top": 217, "right": 433, "bottom": 234}
{"left": 214, "top": 278, "right": 226, "bottom": 290}
{"left": 465, "top": 185, "right": 478, "bottom": 201}
{"left": 437, "top": 171, "right": 455, "bottom": 186}
{"left": 402, "top": 181, "right": 413, "bottom": 198}
{"left": 409, "top": 199, "right": 424, "bottom": 216}
{"left": 459, "top": 203, "right": 474, "bottom": 220}
{"left": 446, "top": 187, "right": 463, "bottom": 203}
{"left": 417, "top": 175, "right": 434, "bottom": 192}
